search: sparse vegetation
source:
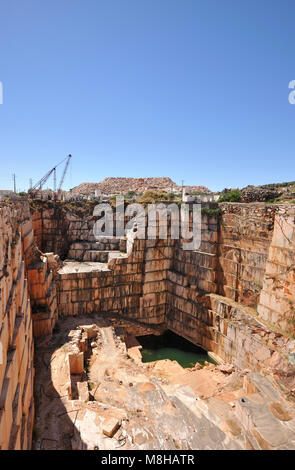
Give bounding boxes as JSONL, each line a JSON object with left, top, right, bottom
{"left": 124, "top": 190, "right": 137, "bottom": 199}
{"left": 260, "top": 181, "right": 295, "bottom": 189}
{"left": 218, "top": 190, "right": 241, "bottom": 203}
{"left": 29, "top": 199, "right": 99, "bottom": 218}
{"left": 136, "top": 190, "right": 181, "bottom": 204}
{"left": 190, "top": 191, "right": 211, "bottom": 196}
{"left": 253, "top": 281, "right": 263, "bottom": 289}
{"left": 288, "top": 301, "right": 295, "bottom": 332}
{"left": 201, "top": 207, "right": 222, "bottom": 217}
{"left": 266, "top": 197, "right": 282, "bottom": 204}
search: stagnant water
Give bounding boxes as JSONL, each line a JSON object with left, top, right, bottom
{"left": 137, "top": 330, "right": 216, "bottom": 368}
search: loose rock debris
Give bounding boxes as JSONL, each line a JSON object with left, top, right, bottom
{"left": 32, "top": 313, "right": 295, "bottom": 450}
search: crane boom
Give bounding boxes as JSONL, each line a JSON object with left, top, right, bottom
{"left": 29, "top": 154, "right": 72, "bottom": 197}
{"left": 31, "top": 167, "right": 56, "bottom": 191}
{"left": 58, "top": 154, "right": 72, "bottom": 191}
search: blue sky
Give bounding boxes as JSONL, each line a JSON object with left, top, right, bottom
{"left": 0, "top": 0, "right": 295, "bottom": 192}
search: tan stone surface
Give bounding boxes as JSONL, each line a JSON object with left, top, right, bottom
{"left": 102, "top": 417, "right": 120, "bottom": 437}
{"left": 32, "top": 313, "right": 295, "bottom": 450}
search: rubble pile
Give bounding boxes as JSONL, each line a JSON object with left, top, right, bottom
{"left": 71, "top": 177, "right": 210, "bottom": 195}
{"left": 241, "top": 185, "right": 282, "bottom": 202}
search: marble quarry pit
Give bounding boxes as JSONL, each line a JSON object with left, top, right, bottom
{"left": 1, "top": 198, "right": 295, "bottom": 450}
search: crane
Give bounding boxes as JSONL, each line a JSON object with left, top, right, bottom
{"left": 58, "top": 154, "right": 72, "bottom": 191}
{"left": 30, "top": 166, "right": 57, "bottom": 193}
{"left": 29, "top": 154, "right": 72, "bottom": 197}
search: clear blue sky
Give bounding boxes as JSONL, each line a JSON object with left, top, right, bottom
{"left": 0, "top": 0, "right": 295, "bottom": 192}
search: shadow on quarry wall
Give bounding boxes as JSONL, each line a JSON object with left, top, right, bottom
{"left": 215, "top": 221, "right": 226, "bottom": 299}
{"left": 30, "top": 201, "right": 71, "bottom": 259}
{"left": 33, "top": 321, "right": 89, "bottom": 450}
{"left": 30, "top": 200, "right": 121, "bottom": 261}
{"left": 33, "top": 313, "right": 135, "bottom": 450}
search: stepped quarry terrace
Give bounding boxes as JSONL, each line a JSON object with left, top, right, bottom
{"left": 1, "top": 198, "right": 295, "bottom": 450}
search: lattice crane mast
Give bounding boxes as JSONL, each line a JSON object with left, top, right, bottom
{"left": 29, "top": 154, "right": 72, "bottom": 197}
{"left": 30, "top": 166, "right": 56, "bottom": 193}
{"left": 58, "top": 154, "right": 72, "bottom": 191}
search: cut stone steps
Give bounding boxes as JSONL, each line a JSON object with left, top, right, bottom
{"left": 82, "top": 250, "right": 109, "bottom": 263}
{"left": 81, "top": 250, "right": 128, "bottom": 263}
{"left": 69, "top": 239, "right": 127, "bottom": 251}
{"left": 67, "top": 238, "right": 127, "bottom": 262}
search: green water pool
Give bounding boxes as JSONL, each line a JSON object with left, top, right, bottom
{"left": 137, "top": 330, "right": 216, "bottom": 368}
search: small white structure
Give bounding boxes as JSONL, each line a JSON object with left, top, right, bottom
{"left": 182, "top": 187, "right": 219, "bottom": 203}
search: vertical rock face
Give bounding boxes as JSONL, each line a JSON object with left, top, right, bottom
{"left": 166, "top": 204, "right": 295, "bottom": 380}
{"left": 217, "top": 203, "right": 276, "bottom": 307}
{"left": 26, "top": 259, "right": 58, "bottom": 338}
{"left": 56, "top": 236, "right": 170, "bottom": 323}
{"left": 0, "top": 201, "right": 59, "bottom": 449}
{"left": 257, "top": 206, "right": 295, "bottom": 336}
{"left": 0, "top": 203, "right": 35, "bottom": 449}
{"left": 31, "top": 203, "right": 70, "bottom": 258}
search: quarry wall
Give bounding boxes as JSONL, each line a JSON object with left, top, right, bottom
{"left": 0, "top": 203, "right": 34, "bottom": 449}
{"left": 57, "top": 237, "right": 171, "bottom": 324}
{"left": 166, "top": 204, "right": 295, "bottom": 380}
{"left": 257, "top": 206, "right": 295, "bottom": 335}
{"left": 29, "top": 200, "right": 295, "bottom": 384}
{"left": 0, "top": 202, "right": 57, "bottom": 449}
{"left": 1, "top": 198, "right": 295, "bottom": 450}
{"left": 217, "top": 204, "right": 275, "bottom": 307}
